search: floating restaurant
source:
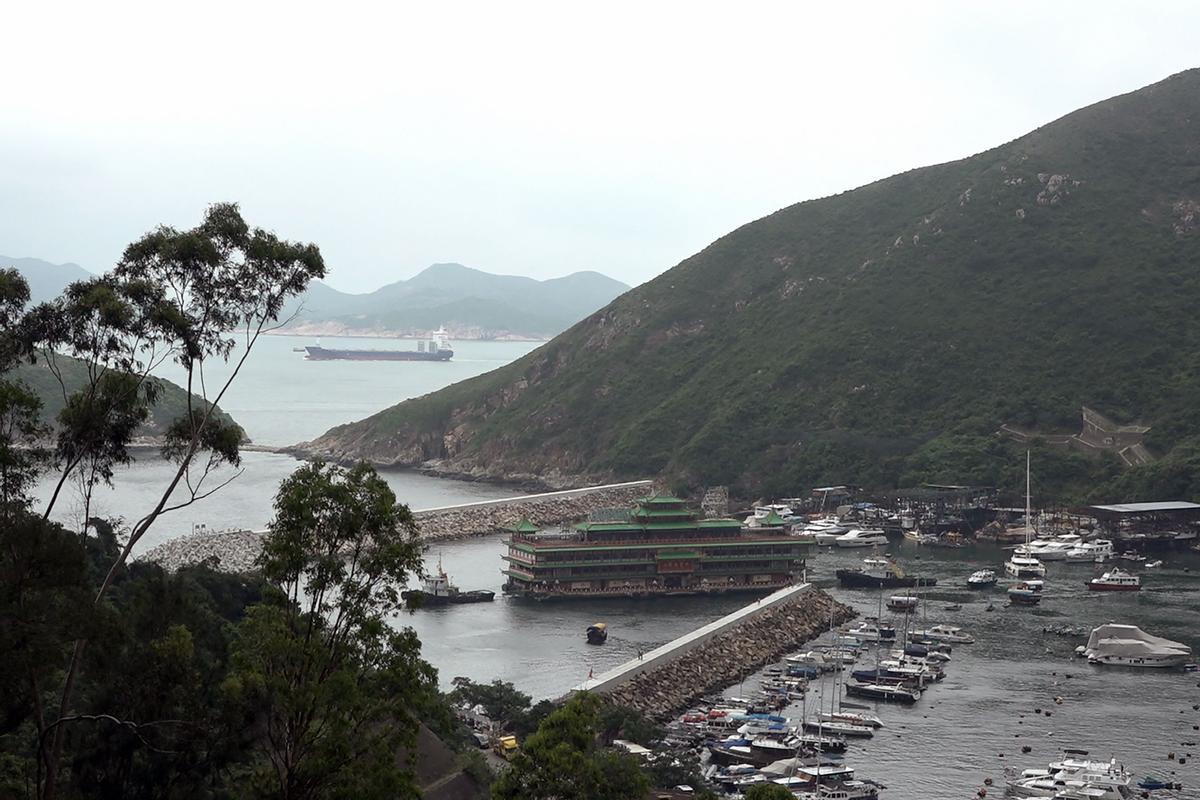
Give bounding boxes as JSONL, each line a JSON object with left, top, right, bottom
{"left": 501, "top": 494, "right": 809, "bottom": 599}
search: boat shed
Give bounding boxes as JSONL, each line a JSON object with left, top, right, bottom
{"left": 1088, "top": 501, "right": 1200, "bottom": 521}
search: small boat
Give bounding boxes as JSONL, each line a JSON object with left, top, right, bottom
{"left": 802, "top": 718, "right": 875, "bottom": 738}
{"left": 817, "top": 710, "right": 883, "bottom": 729}
{"left": 586, "top": 623, "right": 609, "bottom": 644}
{"left": 834, "top": 528, "right": 889, "bottom": 548}
{"left": 912, "top": 624, "right": 974, "bottom": 644}
{"left": 886, "top": 595, "right": 919, "bottom": 612}
{"left": 967, "top": 569, "right": 998, "bottom": 588}
{"left": 1064, "top": 539, "right": 1115, "bottom": 563}
{"left": 1008, "top": 582, "right": 1043, "bottom": 605}
{"left": 1138, "top": 776, "right": 1182, "bottom": 790}
{"left": 1144, "top": 560, "right": 1163, "bottom": 569}
{"left": 1118, "top": 552, "right": 1145, "bottom": 562}
{"left": 1078, "top": 624, "right": 1193, "bottom": 667}
{"left": 846, "top": 620, "right": 897, "bottom": 642}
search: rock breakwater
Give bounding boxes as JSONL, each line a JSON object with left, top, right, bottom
{"left": 138, "top": 481, "right": 652, "bottom": 572}
{"left": 603, "top": 589, "right": 855, "bottom": 719}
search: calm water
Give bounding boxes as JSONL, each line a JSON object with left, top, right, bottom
{"left": 398, "top": 536, "right": 1200, "bottom": 796}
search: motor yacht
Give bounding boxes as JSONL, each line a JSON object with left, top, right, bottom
{"left": 1077, "top": 624, "right": 1192, "bottom": 668}
{"left": 912, "top": 624, "right": 974, "bottom": 644}
{"left": 1064, "top": 539, "right": 1115, "bottom": 563}
{"left": 1008, "top": 581, "right": 1043, "bottom": 605}
{"left": 834, "top": 528, "right": 889, "bottom": 548}
{"left": 1087, "top": 569, "right": 1141, "bottom": 592}
{"left": 845, "top": 620, "right": 896, "bottom": 642}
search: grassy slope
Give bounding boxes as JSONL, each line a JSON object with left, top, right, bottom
{"left": 304, "top": 70, "right": 1200, "bottom": 501}
{"left": 10, "top": 356, "right": 244, "bottom": 440}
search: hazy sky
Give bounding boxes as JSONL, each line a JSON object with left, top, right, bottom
{"left": 4, "top": 3, "right": 1198, "bottom": 293}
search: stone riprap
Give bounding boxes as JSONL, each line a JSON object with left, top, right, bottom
{"left": 599, "top": 589, "right": 855, "bottom": 719}
{"left": 138, "top": 480, "right": 653, "bottom": 573}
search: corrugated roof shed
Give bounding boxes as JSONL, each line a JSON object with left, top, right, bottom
{"left": 1089, "top": 501, "right": 1200, "bottom": 513}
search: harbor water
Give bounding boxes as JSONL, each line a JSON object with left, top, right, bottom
{"left": 398, "top": 535, "right": 1200, "bottom": 797}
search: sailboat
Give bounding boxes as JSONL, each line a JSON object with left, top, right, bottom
{"left": 1004, "top": 451, "right": 1046, "bottom": 579}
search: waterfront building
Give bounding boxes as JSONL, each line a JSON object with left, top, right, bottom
{"left": 501, "top": 494, "right": 809, "bottom": 599}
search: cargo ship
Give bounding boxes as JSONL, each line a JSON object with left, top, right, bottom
{"left": 304, "top": 327, "right": 453, "bottom": 361}
{"left": 501, "top": 495, "right": 810, "bottom": 599}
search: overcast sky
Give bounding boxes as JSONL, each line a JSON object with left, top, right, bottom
{"left": 4, "top": 2, "right": 1197, "bottom": 293}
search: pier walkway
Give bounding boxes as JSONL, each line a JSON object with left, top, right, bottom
{"left": 572, "top": 583, "right": 813, "bottom": 695}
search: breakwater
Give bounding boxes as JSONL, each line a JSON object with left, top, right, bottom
{"left": 137, "top": 480, "right": 652, "bottom": 572}
{"left": 577, "top": 586, "right": 855, "bottom": 719}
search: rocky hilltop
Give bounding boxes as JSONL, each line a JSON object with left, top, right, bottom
{"left": 295, "top": 70, "right": 1200, "bottom": 499}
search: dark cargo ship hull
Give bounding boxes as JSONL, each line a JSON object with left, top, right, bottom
{"left": 305, "top": 346, "right": 453, "bottom": 361}
{"left": 835, "top": 570, "right": 937, "bottom": 589}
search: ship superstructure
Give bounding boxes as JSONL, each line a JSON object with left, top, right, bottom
{"left": 501, "top": 495, "right": 809, "bottom": 599}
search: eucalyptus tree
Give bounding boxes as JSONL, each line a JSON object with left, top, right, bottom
{"left": 3, "top": 204, "right": 325, "bottom": 799}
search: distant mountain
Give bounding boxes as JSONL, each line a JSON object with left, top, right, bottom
{"left": 1, "top": 256, "right": 93, "bottom": 304}
{"left": 280, "top": 263, "right": 630, "bottom": 339}
{"left": 295, "top": 69, "right": 1200, "bottom": 500}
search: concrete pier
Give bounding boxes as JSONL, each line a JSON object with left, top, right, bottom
{"left": 571, "top": 586, "right": 855, "bottom": 719}
{"left": 575, "top": 583, "right": 815, "bottom": 694}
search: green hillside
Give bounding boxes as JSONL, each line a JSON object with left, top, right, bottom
{"left": 11, "top": 355, "right": 244, "bottom": 440}
{"left": 297, "top": 70, "right": 1200, "bottom": 501}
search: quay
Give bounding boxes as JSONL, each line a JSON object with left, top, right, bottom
{"left": 137, "top": 480, "right": 653, "bottom": 572}
{"left": 571, "top": 584, "right": 854, "bottom": 719}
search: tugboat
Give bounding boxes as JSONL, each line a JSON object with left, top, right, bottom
{"left": 1087, "top": 568, "right": 1141, "bottom": 592}
{"left": 835, "top": 556, "right": 937, "bottom": 589}
{"left": 586, "top": 623, "right": 608, "bottom": 644}
{"left": 400, "top": 559, "right": 495, "bottom": 608}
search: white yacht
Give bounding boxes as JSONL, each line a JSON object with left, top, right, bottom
{"left": 845, "top": 620, "right": 896, "bottom": 642}
{"left": 967, "top": 569, "right": 998, "bottom": 587}
{"left": 1064, "top": 539, "right": 1114, "bottom": 563}
{"left": 1025, "top": 539, "right": 1076, "bottom": 561}
{"left": 834, "top": 528, "right": 889, "bottom": 548}
{"left": 912, "top": 624, "right": 975, "bottom": 644}
{"left": 1078, "top": 624, "right": 1192, "bottom": 668}
{"left": 1006, "top": 551, "right": 1047, "bottom": 578}
{"left": 1006, "top": 755, "right": 1133, "bottom": 798}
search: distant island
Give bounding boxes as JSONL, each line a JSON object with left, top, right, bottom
{"left": 276, "top": 262, "right": 629, "bottom": 341}
{"left": 1, "top": 257, "right": 630, "bottom": 342}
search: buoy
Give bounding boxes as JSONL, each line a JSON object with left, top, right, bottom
{"left": 1021, "top": 745, "right": 1032, "bottom": 753}
{"left": 1045, "top": 711, "right": 1052, "bottom": 717}
{"left": 1168, "top": 752, "right": 1175, "bottom": 760}
{"left": 984, "top": 777, "right": 993, "bottom": 786}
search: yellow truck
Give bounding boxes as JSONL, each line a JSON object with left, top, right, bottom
{"left": 493, "top": 735, "right": 519, "bottom": 760}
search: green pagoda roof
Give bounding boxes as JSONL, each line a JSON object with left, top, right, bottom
{"left": 636, "top": 493, "right": 687, "bottom": 505}
{"left": 506, "top": 519, "right": 540, "bottom": 533}
{"left": 758, "top": 511, "right": 787, "bottom": 525}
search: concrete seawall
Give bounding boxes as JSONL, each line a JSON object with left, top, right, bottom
{"left": 137, "top": 480, "right": 653, "bottom": 573}
{"left": 573, "top": 586, "right": 855, "bottom": 719}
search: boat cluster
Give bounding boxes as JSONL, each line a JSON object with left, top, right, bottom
{"left": 1005, "top": 751, "right": 1151, "bottom": 798}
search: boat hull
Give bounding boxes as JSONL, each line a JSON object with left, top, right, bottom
{"left": 305, "top": 345, "right": 453, "bottom": 362}
{"left": 836, "top": 570, "right": 936, "bottom": 589}
{"left": 1086, "top": 582, "right": 1140, "bottom": 592}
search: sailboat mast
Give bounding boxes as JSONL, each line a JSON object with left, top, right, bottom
{"left": 1025, "top": 449, "right": 1032, "bottom": 544}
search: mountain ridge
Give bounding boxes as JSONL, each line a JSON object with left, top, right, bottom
{"left": 293, "top": 69, "right": 1200, "bottom": 501}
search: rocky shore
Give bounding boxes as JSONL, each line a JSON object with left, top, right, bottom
{"left": 604, "top": 589, "right": 856, "bottom": 719}
{"left": 137, "top": 481, "right": 652, "bottom": 572}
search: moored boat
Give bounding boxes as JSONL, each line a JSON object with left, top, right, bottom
{"left": 834, "top": 528, "right": 889, "bottom": 548}
{"left": 1078, "top": 623, "right": 1192, "bottom": 667}
{"left": 835, "top": 556, "right": 937, "bottom": 589}
{"left": 885, "top": 594, "right": 919, "bottom": 612}
{"left": 912, "top": 624, "right": 974, "bottom": 644}
{"left": 967, "top": 568, "right": 998, "bottom": 588}
{"left": 1008, "top": 581, "right": 1042, "bottom": 605}
{"left": 844, "top": 680, "right": 921, "bottom": 704}
{"left": 401, "top": 560, "right": 496, "bottom": 607}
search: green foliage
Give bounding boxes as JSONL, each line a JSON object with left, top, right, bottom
{"left": 227, "top": 460, "right": 435, "bottom": 800}
{"left": 491, "top": 693, "right": 649, "bottom": 800}
{"left": 316, "top": 70, "right": 1200, "bottom": 503}
{"left": 743, "top": 783, "right": 796, "bottom": 800}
